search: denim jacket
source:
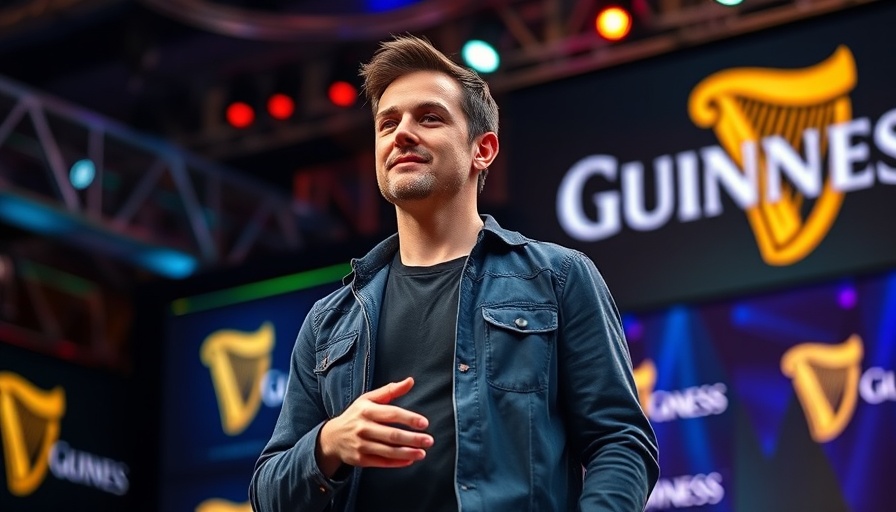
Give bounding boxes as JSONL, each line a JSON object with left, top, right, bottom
{"left": 249, "top": 215, "right": 659, "bottom": 511}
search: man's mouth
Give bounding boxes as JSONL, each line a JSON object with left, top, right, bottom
{"left": 389, "top": 153, "right": 429, "bottom": 169}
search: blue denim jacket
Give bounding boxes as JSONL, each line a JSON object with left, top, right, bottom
{"left": 249, "top": 215, "right": 659, "bottom": 511}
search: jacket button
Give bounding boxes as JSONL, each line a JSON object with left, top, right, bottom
{"left": 514, "top": 317, "right": 528, "bottom": 328}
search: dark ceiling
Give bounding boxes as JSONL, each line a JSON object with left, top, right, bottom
{"left": 0, "top": 0, "right": 492, "bottom": 190}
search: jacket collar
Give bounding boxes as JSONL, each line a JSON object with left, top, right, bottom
{"left": 343, "top": 214, "right": 527, "bottom": 287}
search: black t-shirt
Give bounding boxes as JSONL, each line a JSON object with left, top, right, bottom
{"left": 355, "top": 254, "right": 465, "bottom": 512}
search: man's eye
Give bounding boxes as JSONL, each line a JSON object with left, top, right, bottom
{"left": 379, "top": 120, "right": 397, "bottom": 131}
{"left": 421, "top": 114, "right": 441, "bottom": 123}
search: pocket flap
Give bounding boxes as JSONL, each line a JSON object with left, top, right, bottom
{"left": 314, "top": 332, "right": 358, "bottom": 374}
{"left": 482, "top": 306, "right": 557, "bottom": 334}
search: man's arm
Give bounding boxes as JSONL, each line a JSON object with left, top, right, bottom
{"left": 558, "top": 252, "right": 659, "bottom": 511}
{"left": 249, "top": 315, "right": 338, "bottom": 512}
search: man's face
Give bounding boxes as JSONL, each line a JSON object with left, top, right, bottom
{"left": 374, "top": 70, "right": 476, "bottom": 205}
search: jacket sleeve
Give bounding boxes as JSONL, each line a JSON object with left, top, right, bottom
{"left": 558, "top": 251, "right": 659, "bottom": 511}
{"left": 248, "top": 308, "right": 349, "bottom": 512}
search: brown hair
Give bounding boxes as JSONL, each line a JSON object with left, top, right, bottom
{"left": 359, "top": 35, "right": 499, "bottom": 192}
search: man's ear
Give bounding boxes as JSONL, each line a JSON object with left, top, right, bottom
{"left": 472, "top": 132, "right": 499, "bottom": 172}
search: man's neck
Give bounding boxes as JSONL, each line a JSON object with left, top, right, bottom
{"left": 394, "top": 206, "right": 483, "bottom": 267}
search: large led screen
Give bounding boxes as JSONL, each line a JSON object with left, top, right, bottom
{"left": 503, "top": 1, "right": 896, "bottom": 311}
{"left": 628, "top": 269, "right": 896, "bottom": 511}
{"left": 161, "top": 263, "right": 349, "bottom": 512}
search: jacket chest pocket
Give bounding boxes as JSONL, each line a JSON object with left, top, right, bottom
{"left": 482, "top": 305, "right": 557, "bottom": 392}
{"left": 314, "top": 331, "right": 358, "bottom": 415}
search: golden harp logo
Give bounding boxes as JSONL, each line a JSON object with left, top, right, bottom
{"left": 780, "top": 334, "right": 863, "bottom": 442}
{"left": 0, "top": 372, "right": 65, "bottom": 497}
{"left": 195, "top": 498, "right": 252, "bottom": 512}
{"left": 689, "top": 46, "right": 857, "bottom": 266}
{"left": 201, "top": 321, "right": 275, "bottom": 435}
{"left": 632, "top": 359, "right": 657, "bottom": 412}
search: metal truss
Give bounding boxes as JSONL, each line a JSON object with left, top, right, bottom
{"left": 167, "top": 0, "right": 880, "bottom": 161}
{"left": 0, "top": 74, "right": 341, "bottom": 279}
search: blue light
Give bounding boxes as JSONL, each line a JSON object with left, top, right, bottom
{"left": 69, "top": 159, "right": 96, "bottom": 190}
{"left": 365, "top": 0, "right": 419, "bottom": 13}
{"left": 0, "top": 195, "right": 73, "bottom": 235}
{"left": 732, "top": 304, "right": 832, "bottom": 342}
{"left": 462, "top": 40, "right": 500, "bottom": 74}
{"left": 138, "top": 248, "right": 198, "bottom": 279}
{"left": 732, "top": 305, "right": 752, "bottom": 325}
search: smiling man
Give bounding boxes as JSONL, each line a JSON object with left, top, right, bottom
{"left": 249, "top": 35, "right": 658, "bottom": 512}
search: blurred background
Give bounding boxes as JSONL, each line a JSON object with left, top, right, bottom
{"left": 0, "top": 0, "right": 894, "bottom": 510}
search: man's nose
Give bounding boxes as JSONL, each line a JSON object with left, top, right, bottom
{"left": 394, "top": 117, "right": 419, "bottom": 146}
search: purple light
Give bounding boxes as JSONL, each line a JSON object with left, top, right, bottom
{"left": 838, "top": 286, "right": 857, "bottom": 309}
{"left": 623, "top": 315, "right": 644, "bottom": 342}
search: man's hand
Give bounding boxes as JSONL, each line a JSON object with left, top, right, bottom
{"left": 316, "top": 377, "right": 433, "bottom": 478}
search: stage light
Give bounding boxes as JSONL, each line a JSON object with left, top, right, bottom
{"left": 225, "top": 101, "right": 255, "bottom": 129}
{"left": 0, "top": 194, "right": 73, "bottom": 235}
{"left": 138, "top": 248, "right": 198, "bottom": 279}
{"left": 838, "top": 285, "right": 857, "bottom": 309}
{"left": 715, "top": 0, "right": 744, "bottom": 5}
{"left": 462, "top": 40, "right": 500, "bottom": 74}
{"left": 69, "top": 159, "right": 96, "bottom": 190}
{"left": 595, "top": 6, "right": 633, "bottom": 42}
{"left": 267, "top": 93, "right": 295, "bottom": 120}
{"left": 328, "top": 81, "right": 358, "bottom": 108}
{"left": 366, "top": 0, "right": 420, "bottom": 12}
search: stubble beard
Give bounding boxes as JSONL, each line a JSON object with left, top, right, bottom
{"left": 379, "top": 168, "right": 466, "bottom": 204}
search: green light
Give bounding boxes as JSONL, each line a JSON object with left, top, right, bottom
{"left": 20, "top": 260, "right": 96, "bottom": 297}
{"left": 172, "top": 262, "right": 351, "bottom": 316}
{"left": 715, "top": 0, "right": 744, "bottom": 6}
{"left": 462, "top": 40, "right": 500, "bottom": 74}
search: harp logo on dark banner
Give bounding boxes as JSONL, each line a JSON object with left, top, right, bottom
{"left": 200, "top": 321, "right": 277, "bottom": 435}
{"left": 0, "top": 372, "right": 129, "bottom": 497}
{"left": 780, "top": 334, "right": 864, "bottom": 443}
{"left": 557, "top": 46, "right": 896, "bottom": 266}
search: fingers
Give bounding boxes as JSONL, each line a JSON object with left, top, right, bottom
{"left": 363, "top": 402, "right": 429, "bottom": 431}
{"left": 355, "top": 448, "right": 426, "bottom": 468}
{"left": 347, "top": 426, "right": 431, "bottom": 468}
{"left": 366, "top": 377, "right": 415, "bottom": 405}
{"left": 318, "top": 377, "right": 435, "bottom": 471}
{"left": 358, "top": 422, "right": 434, "bottom": 450}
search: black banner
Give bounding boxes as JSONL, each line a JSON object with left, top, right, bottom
{"left": 0, "top": 344, "right": 135, "bottom": 512}
{"left": 503, "top": 1, "right": 896, "bottom": 311}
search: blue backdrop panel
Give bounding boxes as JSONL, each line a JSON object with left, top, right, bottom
{"left": 628, "top": 269, "right": 896, "bottom": 511}
{"left": 162, "top": 277, "right": 343, "bottom": 510}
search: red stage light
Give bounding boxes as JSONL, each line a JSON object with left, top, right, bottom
{"left": 267, "top": 93, "right": 295, "bottom": 120}
{"left": 226, "top": 101, "right": 255, "bottom": 128}
{"left": 328, "top": 81, "right": 358, "bottom": 107}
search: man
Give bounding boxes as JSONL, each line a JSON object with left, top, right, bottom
{"left": 249, "top": 35, "right": 658, "bottom": 511}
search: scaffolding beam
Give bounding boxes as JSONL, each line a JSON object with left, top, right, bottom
{"left": 0, "top": 74, "right": 341, "bottom": 279}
